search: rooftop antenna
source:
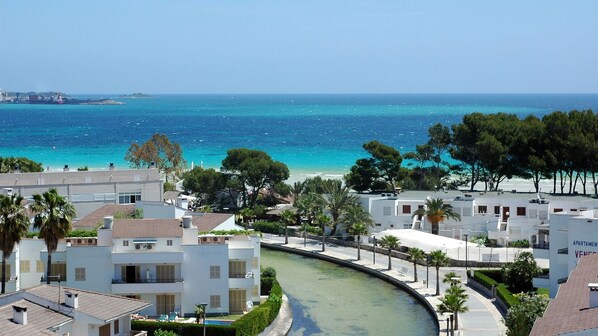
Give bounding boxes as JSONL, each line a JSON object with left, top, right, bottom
{"left": 47, "top": 275, "right": 62, "bottom": 312}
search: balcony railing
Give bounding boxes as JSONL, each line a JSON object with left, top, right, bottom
{"left": 112, "top": 278, "right": 183, "bottom": 284}
{"left": 40, "top": 275, "right": 67, "bottom": 282}
{"left": 229, "top": 273, "right": 249, "bottom": 279}
{"left": 532, "top": 243, "right": 550, "bottom": 250}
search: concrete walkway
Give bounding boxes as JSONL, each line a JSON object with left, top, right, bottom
{"left": 262, "top": 235, "right": 507, "bottom": 336}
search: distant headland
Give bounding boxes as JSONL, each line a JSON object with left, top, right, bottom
{"left": 0, "top": 90, "right": 124, "bottom": 105}
{"left": 118, "top": 92, "right": 154, "bottom": 98}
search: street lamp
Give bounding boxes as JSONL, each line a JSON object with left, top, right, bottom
{"left": 199, "top": 302, "right": 208, "bottom": 336}
{"left": 303, "top": 221, "right": 307, "bottom": 247}
{"left": 372, "top": 236, "right": 377, "bottom": 265}
{"left": 505, "top": 236, "right": 510, "bottom": 262}
{"left": 464, "top": 233, "right": 469, "bottom": 274}
{"left": 426, "top": 253, "right": 431, "bottom": 288}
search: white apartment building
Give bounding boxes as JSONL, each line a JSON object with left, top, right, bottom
{"left": 532, "top": 209, "right": 598, "bottom": 298}
{"left": 0, "top": 167, "right": 164, "bottom": 219}
{"left": 34, "top": 216, "right": 260, "bottom": 317}
{"left": 358, "top": 190, "right": 598, "bottom": 247}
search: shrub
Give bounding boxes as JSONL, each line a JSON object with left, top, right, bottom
{"left": 261, "top": 277, "right": 275, "bottom": 295}
{"left": 508, "top": 239, "right": 530, "bottom": 248}
{"left": 131, "top": 321, "right": 235, "bottom": 336}
{"left": 478, "top": 269, "right": 503, "bottom": 283}
{"left": 261, "top": 267, "right": 276, "bottom": 278}
{"left": 233, "top": 279, "right": 283, "bottom": 336}
{"left": 502, "top": 251, "right": 541, "bottom": 293}
{"left": 252, "top": 221, "right": 282, "bottom": 234}
{"left": 473, "top": 271, "right": 498, "bottom": 290}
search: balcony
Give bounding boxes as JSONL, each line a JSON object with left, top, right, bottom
{"left": 229, "top": 272, "right": 255, "bottom": 288}
{"left": 111, "top": 251, "right": 183, "bottom": 264}
{"left": 111, "top": 278, "right": 184, "bottom": 294}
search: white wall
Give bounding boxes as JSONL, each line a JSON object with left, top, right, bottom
{"left": 182, "top": 244, "right": 229, "bottom": 317}
{"left": 66, "top": 246, "right": 112, "bottom": 293}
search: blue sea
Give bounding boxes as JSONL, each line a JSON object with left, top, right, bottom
{"left": 1, "top": 94, "right": 598, "bottom": 174}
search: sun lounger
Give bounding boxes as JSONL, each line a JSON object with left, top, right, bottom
{"left": 157, "top": 314, "right": 168, "bottom": 322}
{"left": 168, "top": 312, "right": 177, "bottom": 322}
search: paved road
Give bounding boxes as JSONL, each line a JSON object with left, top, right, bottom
{"left": 262, "top": 235, "right": 507, "bottom": 336}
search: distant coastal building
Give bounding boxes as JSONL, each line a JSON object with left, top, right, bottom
{"left": 530, "top": 254, "right": 598, "bottom": 336}
{"left": 0, "top": 167, "right": 164, "bottom": 219}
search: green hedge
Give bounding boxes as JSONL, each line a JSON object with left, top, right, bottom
{"left": 233, "top": 279, "right": 283, "bottom": 336}
{"left": 252, "top": 221, "right": 282, "bottom": 234}
{"left": 261, "top": 277, "right": 275, "bottom": 295}
{"left": 473, "top": 270, "right": 518, "bottom": 308}
{"left": 131, "top": 321, "right": 235, "bottom": 336}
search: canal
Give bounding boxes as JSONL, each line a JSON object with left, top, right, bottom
{"left": 261, "top": 248, "right": 438, "bottom": 335}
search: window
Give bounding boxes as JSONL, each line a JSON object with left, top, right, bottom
{"left": 20, "top": 260, "right": 30, "bottom": 273}
{"left": 229, "top": 289, "right": 247, "bottom": 314}
{"left": 123, "top": 240, "right": 129, "bottom": 247}
{"left": 210, "top": 295, "right": 221, "bottom": 308}
{"left": 51, "top": 263, "right": 67, "bottom": 280}
{"left": 478, "top": 205, "right": 487, "bottom": 214}
{"left": 167, "top": 240, "right": 173, "bottom": 246}
{"left": 75, "top": 268, "right": 86, "bottom": 281}
{"left": 156, "top": 295, "right": 175, "bottom": 315}
{"left": 37, "top": 260, "right": 44, "bottom": 273}
{"left": 402, "top": 205, "right": 411, "bottom": 214}
{"left": 156, "top": 265, "right": 175, "bottom": 282}
{"left": 517, "top": 207, "right": 526, "bottom": 216}
{"left": 229, "top": 260, "right": 246, "bottom": 278}
{"left": 383, "top": 206, "right": 391, "bottom": 216}
{"left": 99, "top": 324, "right": 110, "bottom": 336}
{"left": 113, "top": 319, "right": 119, "bottom": 334}
{"left": 118, "top": 192, "right": 141, "bottom": 204}
{"left": 210, "top": 266, "right": 220, "bottom": 279}
{"left": 554, "top": 208, "right": 563, "bottom": 213}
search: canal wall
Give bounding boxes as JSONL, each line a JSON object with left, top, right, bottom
{"left": 262, "top": 241, "right": 441, "bottom": 333}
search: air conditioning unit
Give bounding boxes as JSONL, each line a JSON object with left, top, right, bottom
{"left": 146, "top": 244, "right": 153, "bottom": 250}
{"left": 135, "top": 243, "right": 142, "bottom": 250}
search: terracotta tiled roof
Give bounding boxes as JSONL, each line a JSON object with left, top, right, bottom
{"left": 531, "top": 254, "right": 598, "bottom": 335}
{"left": 191, "top": 213, "right": 234, "bottom": 231}
{"left": 0, "top": 299, "right": 71, "bottom": 336}
{"left": 25, "top": 285, "right": 150, "bottom": 322}
{"left": 112, "top": 218, "right": 183, "bottom": 238}
{"left": 74, "top": 204, "right": 135, "bottom": 229}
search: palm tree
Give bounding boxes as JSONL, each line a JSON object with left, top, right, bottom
{"left": 296, "top": 192, "right": 322, "bottom": 227}
{"left": 438, "top": 285, "right": 469, "bottom": 330}
{"left": 0, "top": 194, "right": 30, "bottom": 294}
{"left": 316, "top": 213, "right": 332, "bottom": 252}
{"left": 319, "top": 181, "right": 358, "bottom": 236}
{"left": 378, "top": 235, "right": 399, "bottom": 270}
{"left": 443, "top": 271, "right": 461, "bottom": 286}
{"left": 343, "top": 204, "right": 374, "bottom": 261}
{"left": 194, "top": 303, "right": 205, "bottom": 324}
{"left": 412, "top": 198, "right": 461, "bottom": 235}
{"left": 407, "top": 247, "right": 425, "bottom": 282}
{"left": 429, "top": 250, "right": 450, "bottom": 295}
{"left": 280, "top": 209, "right": 296, "bottom": 245}
{"left": 32, "top": 188, "right": 76, "bottom": 284}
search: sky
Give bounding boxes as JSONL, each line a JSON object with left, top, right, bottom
{"left": 1, "top": 1, "right": 597, "bottom": 94}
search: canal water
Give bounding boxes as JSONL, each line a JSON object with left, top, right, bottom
{"left": 261, "top": 248, "right": 438, "bottom": 335}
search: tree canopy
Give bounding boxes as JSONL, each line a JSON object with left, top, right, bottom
{"left": 221, "top": 148, "right": 289, "bottom": 208}
{"left": 345, "top": 140, "right": 403, "bottom": 192}
{"left": 0, "top": 157, "right": 43, "bottom": 173}
{"left": 125, "top": 133, "right": 186, "bottom": 181}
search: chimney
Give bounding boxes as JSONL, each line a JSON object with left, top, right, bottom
{"left": 176, "top": 196, "right": 189, "bottom": 209}
{"left": 12, "top": 305, "right": 27, "bottom": 325}
{"left": 65, "top": 292, "right": 79, "bottom": 309}
{"left": 182, "top": 215, "right": 192, "bottom": 228}
{"left": 63, "top": 165, "right": 69, "bottom": 172}
{"left": 109, "top": 162, "right": 115, "bottom": 171}
{"left": 103, "top": 216, "right": 114, "bottom": 229}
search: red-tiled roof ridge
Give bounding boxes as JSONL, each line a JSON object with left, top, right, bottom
{"left": 112, "top": 218, "right": 183, "bottom": 238}
{"left": 530, "top": 254, "right": 598, "bottom": 335}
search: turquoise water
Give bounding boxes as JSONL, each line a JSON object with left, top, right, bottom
{"left": 1, "top": 94, "right": 598, "bottom": 173}
{"left": 261, "top": 248, "right": 437, "bottom": 335}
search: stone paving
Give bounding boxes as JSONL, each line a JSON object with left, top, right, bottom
{"left": 262, "top": 235, "right": 507, "bottom": 336}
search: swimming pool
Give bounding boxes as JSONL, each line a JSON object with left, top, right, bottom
{"left": 204, "top": 320, "right": 233, "bottom": 326}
